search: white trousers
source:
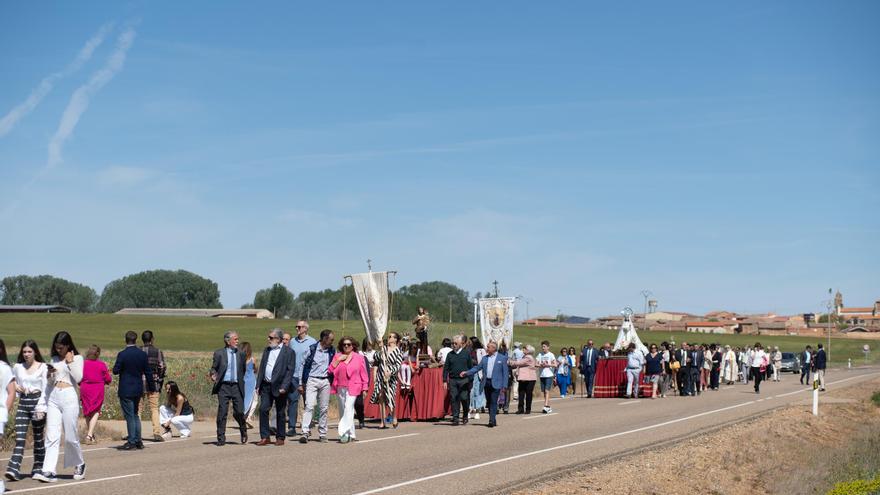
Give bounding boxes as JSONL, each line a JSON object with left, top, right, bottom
{"left": 44, "top": 387, "right": 83, "bottom": 472}
{"left": 626, "top": 369, "right": 640, "bottom": 397}
{"left": 159, "top": 405, "right": 194, "bottom": 437}
{"left": 336, "top": 387, "right": 357, "bottom": 439}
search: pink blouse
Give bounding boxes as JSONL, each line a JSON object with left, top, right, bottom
{"left": 329, "top": 352, "right": 369, "bottom": 396}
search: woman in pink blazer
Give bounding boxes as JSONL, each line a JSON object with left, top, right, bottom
{"left": 329, "top": 337, "right": 368, "bottom": 444}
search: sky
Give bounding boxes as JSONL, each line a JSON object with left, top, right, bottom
{"left": 1, "top": 1, "right": 878, "bottom": 318}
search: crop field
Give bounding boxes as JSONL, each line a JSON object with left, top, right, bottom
{"left": 0, "top": 313, "right": 875, "bottom": 365}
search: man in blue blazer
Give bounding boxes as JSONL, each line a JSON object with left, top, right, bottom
{"left": 113, "top": 330, "right": 155, "bottom": 450}
{"left": 461, "top": 340, "right": 509, "bottom": 427}
{"left": 579, "top": 340, "right": 599, "bottom": 398}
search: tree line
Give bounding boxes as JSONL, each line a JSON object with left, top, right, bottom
{"left": 1, "top": 272, "right": 478, "bottom": 322}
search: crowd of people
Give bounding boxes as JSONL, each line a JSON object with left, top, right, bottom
{"left": 0, "top": 323, "right": 830, "bottom": 491}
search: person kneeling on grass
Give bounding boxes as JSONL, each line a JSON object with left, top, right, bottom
{"left": 159, "top": 381, "right": 195, "bottom": 439}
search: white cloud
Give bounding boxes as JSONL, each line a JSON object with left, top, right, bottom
{"left": 48, "top": 27, "right": 136, "bottom": 169}
{"left": 0, "top": 22, "right": 114, "bottom": 138}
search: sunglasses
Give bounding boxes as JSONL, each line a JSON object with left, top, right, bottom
{"left": 342, "top": 342, "right": 353, "bottom": 347}
{"left": 295, "top": 325, "right": 304, "bottom": 329}
{"left": 268, "top": 336, "right": 279, "bottom": 340}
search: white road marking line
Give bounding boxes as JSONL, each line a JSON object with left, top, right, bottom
{"left": 354, "top": 433, "right": 420, "bottom": 444}
{"left": 617, "top": 401, "right": 639, "bottom": 406}
{"left": 352, "top": 371, "right": 880, "bottom": 495}
{"left": 522, "top": 413, "right": 558, "bottom": 420}
{"left": 6, "top": 474, "right": 142, "bottom": 493}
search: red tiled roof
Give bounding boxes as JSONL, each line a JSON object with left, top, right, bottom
{"left": 841, "top": 307, "right": 874, "bottom": 313}
{"left": 686, "top": 321, "right": 732, "bottom": 327}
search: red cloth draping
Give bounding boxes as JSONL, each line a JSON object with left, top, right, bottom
{"left": 592, "top": 357, "right": 653, "bottom": 398}
{"left": 363, "top": 367, "right": 450, "bottom": 421}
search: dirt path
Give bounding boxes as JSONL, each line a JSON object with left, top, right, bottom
{"left": 514, "top": 377, "right": 880, "bottom": 495}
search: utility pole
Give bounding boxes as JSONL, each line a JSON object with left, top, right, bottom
{"left": 492, "top": 280, "right": 499, "bottom": 298}
{"left": 641, "top": 289, "right": 652, "bottom": 333}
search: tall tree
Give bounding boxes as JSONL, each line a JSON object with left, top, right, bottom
{"left": 253, "top": 283, "right": 294, "bottom": 317}
{"left": 97, "top": 269, "right": 221, "bottom": 312}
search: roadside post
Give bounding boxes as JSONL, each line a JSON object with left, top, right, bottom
{"left": 812, "top": 376, "right": 819, "bottom": 416}
{"left": 864, "top": 344, "right": 870, "bottom": 364}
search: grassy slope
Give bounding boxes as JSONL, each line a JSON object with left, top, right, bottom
{"left": 0, "top": 313, "right": 876, "bottom": 365}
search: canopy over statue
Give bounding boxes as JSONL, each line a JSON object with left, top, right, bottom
{"left": 613, "top": 307, "right": 648, "bottom": 354}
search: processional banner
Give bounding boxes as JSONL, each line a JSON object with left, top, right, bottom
{"left": 351, "top": 271, "right": 389, "bottom": 344}
{"left": 479, "top": 297, "right": 516, "bottom": 348}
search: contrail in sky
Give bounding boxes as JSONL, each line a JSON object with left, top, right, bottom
{"left": 0, "top": 22, "right": 114, "bottom": 138}
{"left": 47, "top": 26, "right": 136, "bottom": 169}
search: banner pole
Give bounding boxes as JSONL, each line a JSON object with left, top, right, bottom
{"left": 473, "top": 298, "right": 478, "bottom": 337}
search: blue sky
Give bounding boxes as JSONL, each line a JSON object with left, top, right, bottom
{"left": 1, "top": 1, "right": 878, "bottom": 318}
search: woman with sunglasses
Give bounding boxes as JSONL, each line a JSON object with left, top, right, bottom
{"left": 329, "top": 337, "right": 368, "bottom": 443}
{"left": 644, "top": 344, "right": 663, "bottom": 399}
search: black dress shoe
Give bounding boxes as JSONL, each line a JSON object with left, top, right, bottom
{"left": 241, "top": 433, "right": 248, "bottom": 445}
{"left": 120, "top": 442, "right": 135, "bottom": 450}
{"left": 452, "top": 419, "right": 459, "bottom": 426}
{"left": 135, "top": 441, "right": 145, "bottom": 450}
{"left": 216, "top": 439, "right": 226, "bottom": 446}
{"left": 488, "top": 422, "right": 496, "bottom": 428}
{"left": 462, "top": 418, "right": 469, "bottom": 425}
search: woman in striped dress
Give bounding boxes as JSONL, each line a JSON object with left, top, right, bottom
{"left": 5, "top": 340, "right": 48, "bottom": 482}
{"left": 370, "top": 332, "right": 403, "bottom": 429}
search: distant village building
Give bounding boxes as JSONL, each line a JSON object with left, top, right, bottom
{"left": 0, "top": 305, "right": 72, "bottom": 313}
{"left": 115, "top": 308, "right": 274, "bottom": 319}
{"left": 685, "top": 321, "right": 737, "bottom": 334}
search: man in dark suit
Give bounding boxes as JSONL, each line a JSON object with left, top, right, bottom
{"left": 211, "top": 330, "right": 247, "bottom": 446}
{"left": 599, "top": 342, "right": 612, "bottom": 358}
{"left": 255, "top": 328, "right": 296, "bottom": 445}
{"left": 462, "top": 340, "right": 509, "bottom": 427}
{"left": 113, "top": 330, "right": 154, "bottom": 450}
{"left": 815, "top": 343, "right": 827, "bottom": 391}
{"left": 579, "top": 340, "right": 599, "bottom": 398}
{"left": 689, "top": 344, "right": 704, "bottom": 396}
{"left": 676, "top": 343, "right": 691, "bottom": 396}
{"left": 442, "top": 334, "right": 474, "bottom": 425}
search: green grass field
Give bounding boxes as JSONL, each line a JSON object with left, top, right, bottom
{"left": 0, "top": 313, "right": 876, "bottom": 366}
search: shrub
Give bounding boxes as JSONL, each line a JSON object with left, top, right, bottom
{"left": 826, "top": 476, "right": 880, "bottom": 495}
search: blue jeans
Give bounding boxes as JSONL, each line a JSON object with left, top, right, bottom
{"left": 287, "top": 386, "right": 301, "bottom": 431}
{"left": 119, "top": 396, "right": 141, "bottom": 444}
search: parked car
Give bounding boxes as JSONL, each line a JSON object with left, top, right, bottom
{"left": 779, "top": 352, "right": 801, "bottom": 373}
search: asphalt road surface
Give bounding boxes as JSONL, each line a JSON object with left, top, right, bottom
{"left": 3, "top": 367, "right": 876, "bottom": 495}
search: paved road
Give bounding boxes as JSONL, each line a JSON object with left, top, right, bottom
{"left": 3, "top": 367, "right": 877, "bottom": 495}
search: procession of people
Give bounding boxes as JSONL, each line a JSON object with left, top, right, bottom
{"left": 0, "top": 320, "right": 832, "bottom": 491}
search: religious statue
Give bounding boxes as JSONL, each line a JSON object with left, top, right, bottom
{"left": 411, "top": 307, "right": 430, "bottom": 355}
{"left": 613, "top": 307, "right": 648, "bottom": 355}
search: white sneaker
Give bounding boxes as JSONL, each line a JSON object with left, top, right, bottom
{"left": 73, "top": 463, "right": 86, "bottom": 481}
{"left": 474, "top": 413, "right": 480, "bottom": 420}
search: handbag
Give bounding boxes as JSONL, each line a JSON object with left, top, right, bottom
{"left": 670, "top": 361, "right": 681, "bottom": 371}
{"left": 497, "top": 388, "right": 507, "bottom": 406}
